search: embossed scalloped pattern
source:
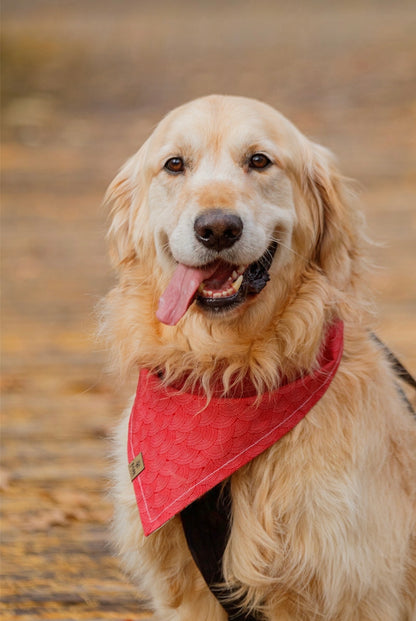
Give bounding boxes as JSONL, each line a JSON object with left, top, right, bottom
{"left": 128, "top": 321, "right": 343, "bottom": 535}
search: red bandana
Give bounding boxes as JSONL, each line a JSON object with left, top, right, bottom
{"left": 128, "top": 320, "right": 343, "bottom": 536}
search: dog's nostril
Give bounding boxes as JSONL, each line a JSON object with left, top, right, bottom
{"left": 201, "top": 227, "right": 214, "bottom": 242}
{"left": 194, "top": 210, "right": 243, "bottom": 251}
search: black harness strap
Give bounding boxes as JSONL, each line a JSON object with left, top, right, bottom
{"left": 181, "top": 337, "right": 416, "bottom": 619}
{"left": 371, "top": 333, "right": 416, "bottom": 416}
{"left": 181, "top": 481, "right": 257, "bottom": 621}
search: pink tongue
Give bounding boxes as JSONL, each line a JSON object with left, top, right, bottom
{"left": 156, "top": 263, "right": 219, "bottom": 326}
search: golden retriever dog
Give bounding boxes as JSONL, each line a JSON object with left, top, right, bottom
{"left": 101, "top": 95, "right": 416, "bottom": 620}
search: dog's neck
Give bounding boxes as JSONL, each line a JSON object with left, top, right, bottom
{"left": 154, "top": 316, "right": 336, "bottom": 400}
{"left": 154, "top": 275, "right": 338, "bottom": 397}
{"left": 104, "top": 262, "right": 351, "bottom": 395}
{"left": 156, "top": 366, "right": 263, "bottom": 399}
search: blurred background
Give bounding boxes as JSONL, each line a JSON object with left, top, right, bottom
{"left": 1, "top": 1, "right": 415, "bottom": 619}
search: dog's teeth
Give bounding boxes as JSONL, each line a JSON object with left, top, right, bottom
{"left": 199, "top": 274, "right": 244, "bottom": 300}
{"left": 232, "top": 275, "right": 243, "bottom": 292}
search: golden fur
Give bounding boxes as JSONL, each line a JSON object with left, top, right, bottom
{"left": 102, "top": 96, "right": 416, "bottom": 620}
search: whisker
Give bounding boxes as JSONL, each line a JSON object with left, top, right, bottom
{"left": 271, "top": 236, "right": 310, "bottom": 263}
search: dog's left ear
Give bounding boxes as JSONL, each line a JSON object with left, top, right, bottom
{"left": 104, "top": 139, "right": 151, "bottom": 268}
{"left": 304, "top": 142, "right": 359, "bottom": 289}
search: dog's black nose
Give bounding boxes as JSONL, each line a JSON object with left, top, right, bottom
{"left": 194, "top": 210, "right": 243, "bottom": 251}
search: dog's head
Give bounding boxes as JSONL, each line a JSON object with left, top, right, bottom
{"left": 104, "top": 96, "right": 365, "bottom": 385}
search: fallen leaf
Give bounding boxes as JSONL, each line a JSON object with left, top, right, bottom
{"left": 23, "top": 509, "right": 68, "bottom": 531}
{"left": 0, "top": 468, "right": 11, "bottom": 491}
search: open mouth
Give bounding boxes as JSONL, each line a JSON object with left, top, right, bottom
{"left": 156, "top": 241, "right": 278, "bottom": 325}
{"left": 196, "top": 241, "right": 278, "bottom": 312}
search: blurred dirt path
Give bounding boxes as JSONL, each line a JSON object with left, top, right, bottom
{"left": 1, "top": 2, "right": 415, "bottom": 620}
{"left": 1, "top": 134, "right": 151, "bottom": 619}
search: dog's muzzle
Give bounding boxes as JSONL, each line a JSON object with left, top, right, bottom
{"left": 156, "top": 208, "right": 278, "bottom": 325}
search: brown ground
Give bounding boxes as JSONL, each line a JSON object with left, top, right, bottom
{"left": 1, "top": 1, "right": 415, "bottom": 620}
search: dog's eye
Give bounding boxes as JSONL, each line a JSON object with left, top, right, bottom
{"left": 249, "top": 153, "right": 272, "bottom": 170}
{"left": 164, "top": 157, "right": 185, "bottom": 174}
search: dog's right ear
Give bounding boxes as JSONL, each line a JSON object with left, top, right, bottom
{"left": 104, "top": 141, "right": 150, "bottom": 267}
